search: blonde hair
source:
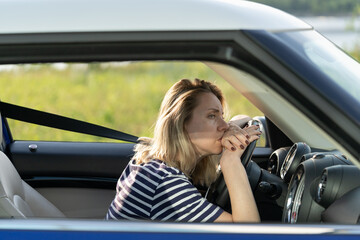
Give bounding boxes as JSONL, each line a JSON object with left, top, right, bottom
{"left": 133, "top": 79, "right": 226, "bottom": 186}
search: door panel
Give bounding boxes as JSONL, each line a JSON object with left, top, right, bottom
{"left": 7, "top": 141, "right": 132, "bottom": 219}
{"left": 9, "top": 141, "right": 273, "bottom": 178}
{"left": 9, "top": 141, "right": 135, "bottom": 180}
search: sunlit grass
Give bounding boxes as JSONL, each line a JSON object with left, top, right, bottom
{"left": 348, "top": 45, "right": 360, "bottom": 62}
{"left": 0, "top": 61, "right": 262, "bottom": 142}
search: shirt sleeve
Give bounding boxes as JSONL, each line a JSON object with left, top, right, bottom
{"left": 150, "top": 175, "right": 223, "bottom": 222}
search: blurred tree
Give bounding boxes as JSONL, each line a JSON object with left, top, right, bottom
{"left": 251, "top": 0, "right": 359, "bottom": 15}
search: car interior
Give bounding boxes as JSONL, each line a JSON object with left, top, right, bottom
{"left": 0, "top": 58, "right": 358, "bottom": 223}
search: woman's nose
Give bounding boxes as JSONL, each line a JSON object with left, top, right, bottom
{"left": 218, "top": 119, "right": 229, "bottom": 131}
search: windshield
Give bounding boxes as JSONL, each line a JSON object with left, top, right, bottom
{"left": 245, "top": 29, "right": 360, "bottom": 123}
{"left": 276, "top": 30, "right": 360, "bottom": 102}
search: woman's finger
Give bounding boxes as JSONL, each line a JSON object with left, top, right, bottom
{"left": 233, "top": 128, "right": 252, "bottom": 146}
{"left": 222, "top": 123, "right": 262, "bottom": 150}
{"left": 242, "top": 126, "right": 261, "bottom": 142}
{"left": 222, "top": 139, "right": 236, "bottom": 152}
{"left": 244, "top": 125, "right": 261, "bottom": 135}
{"left": 227, "top": 135, "right": 243, "bottom": 149}
{"left": 224, "top": 123, "right": 252, "bottom": 145}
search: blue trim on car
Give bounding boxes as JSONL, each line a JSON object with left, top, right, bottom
{"left": 1, "top": 230, "right": 359, "bottom": 240}
{"left": 2, "top": 117, "right": 11, "bottom": 145}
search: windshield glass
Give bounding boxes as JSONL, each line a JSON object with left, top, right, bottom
{"left": 276, "top": 30, "right": 360, "bottom": 102}
{"left": 246, "top": 29, "right": 360, "bottom": 122}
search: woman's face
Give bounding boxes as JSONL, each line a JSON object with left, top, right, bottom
{"left": 185, "top": 92, "right": 229, "bottom": 157}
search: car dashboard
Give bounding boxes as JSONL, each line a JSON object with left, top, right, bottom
{"left": 263, "top": 142, "right": 359, "bottom": 224}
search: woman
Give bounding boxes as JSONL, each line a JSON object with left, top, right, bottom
{"left": 106, "top": 78, "right": 261, "bottom": 222}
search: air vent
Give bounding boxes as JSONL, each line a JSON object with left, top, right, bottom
{"left": 316, "top": 171, "right": 327, "bottom": 202}
{"left": 267, "top": 154, "right": 277, "bottom": 174}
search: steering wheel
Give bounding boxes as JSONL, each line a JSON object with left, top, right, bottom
{"left": 206, "top": 119, "right": 260, "bottom": 212}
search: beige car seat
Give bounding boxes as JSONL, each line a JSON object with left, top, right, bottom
{"left": 0, "top": 116, "right": 65, "bottom": 218}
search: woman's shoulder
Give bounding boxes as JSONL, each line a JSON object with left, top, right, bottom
{"left": 130, "top": 159, "right": 186, "bottom": 180}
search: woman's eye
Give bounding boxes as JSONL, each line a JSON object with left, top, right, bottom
{"left": 208, "top": 114, "right": 216, "bottom": 119}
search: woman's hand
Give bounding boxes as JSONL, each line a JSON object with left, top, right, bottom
{"left": 215, "top": 120, "right": 261, "bottom": 223}
{"left": 221, "top": 122, "right": 261, "bottom": 159}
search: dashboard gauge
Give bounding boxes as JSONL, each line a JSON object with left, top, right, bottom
{"left": 283, "top": 166, "right": 304, "bottom": 223}
{"left": 268, "top": 147, "right": 290, "bottom": 176}
{"left": 291, "top": 171, "right": 305, "bottom": 223}
{"left": 316, "top": 171, "right": 327, "bottom": 203}
{"left": 316, "top": 165, "right": 360, "bottom": 208}
{"left": 280, "top": 142, "right": 311, "bottom": 183}
{"left": 283, "top": 154, "right": 348, "bottom": 223}
{"left": 280, "top": 145, "right": 296, "bottom": 179}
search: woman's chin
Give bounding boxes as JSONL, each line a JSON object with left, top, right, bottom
{"left": 214, "top": 148, "right": 223, "bottom": 155}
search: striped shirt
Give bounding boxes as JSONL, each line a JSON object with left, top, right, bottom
{"left": 106, "top": 159, "right": 223, "bottom": 222}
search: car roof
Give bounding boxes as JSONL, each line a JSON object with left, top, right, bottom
{"left": 0, "top": 0, "right": 311, "bottom": 34}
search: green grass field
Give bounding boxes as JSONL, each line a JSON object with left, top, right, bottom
{"left": 349, "top": 46, "right": 360, "bottom": 62}
{"left": 0, "top": 61, "right": 262, "bottom": 142}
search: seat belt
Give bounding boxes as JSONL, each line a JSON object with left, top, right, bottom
{"left": 0, "top": 101, "right": 139, "bottom": 143}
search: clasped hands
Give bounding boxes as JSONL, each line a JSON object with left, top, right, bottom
{"left": 221, "top": 115, "right": 261, "bottom": 157}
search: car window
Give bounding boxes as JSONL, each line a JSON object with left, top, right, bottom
{"left": 0, "top": 61, "right": 265, "bottom": 144}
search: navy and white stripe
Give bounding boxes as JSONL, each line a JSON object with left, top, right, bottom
{"left": 106, "top": 159, "right": 223, "bottom": 222}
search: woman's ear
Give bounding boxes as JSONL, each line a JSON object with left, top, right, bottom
{"left": 229, "top": 115, "right": 251, "bottom": 128}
